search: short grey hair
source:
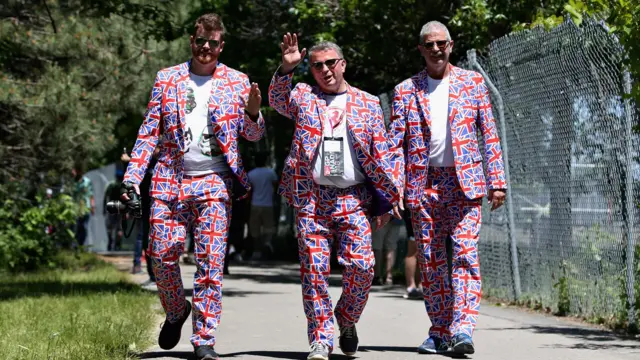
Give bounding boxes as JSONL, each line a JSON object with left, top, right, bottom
{"left": 419, "top": 21, "right": 451, "bottom": 41}
{"left": 309, "top": 41, "right": 344, "bottom": 59}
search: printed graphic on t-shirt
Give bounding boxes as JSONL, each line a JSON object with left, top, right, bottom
{"left": 185, "top": 127, "right": 194, "bottom": 147}
{"left": 184, "top": 84, "right": 222, "bottom": 157}
{"left": 198, "top": 130, "right": 222, "bottom": 157}
{"left": 184, "top": 125, "right": 222, "bottom": 157}
{"left": 186, "top": 87, "right": 197, "bottom": 114}
{"left": 326, "top": 107, "right": 344, "bottom": 129}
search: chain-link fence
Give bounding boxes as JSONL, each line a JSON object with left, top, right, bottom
{"left": 380, "top": 18, "right": 640, "bottom": 326}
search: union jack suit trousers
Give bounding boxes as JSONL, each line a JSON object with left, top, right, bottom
{"left": 148, "top": 172, "right": 233, "bottom": 347}
{"left": 296, "top": 183, "right": 374, "bottom": 350}
{"left": 411, "top": 167, "right": 482, "bottom": 343}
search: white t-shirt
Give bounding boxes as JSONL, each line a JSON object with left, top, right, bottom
{"left": 183, "top": 72, "right": 229, "bottom": 176}
{"left": 427, "top": 75, "right": 455, "bottom": 167}
{"left": 312, "top": 92, "right": 366, "bottom": 188}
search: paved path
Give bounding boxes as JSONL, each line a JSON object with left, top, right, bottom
{"left": 136, "top": 262, "right": 640, "bottom": 360}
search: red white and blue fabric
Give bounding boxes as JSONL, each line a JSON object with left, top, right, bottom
{"left": 387, "top": 65, "right": 506, "bottom": 208}
{"left": 388, "top": 65, "right": 507, "bottom": 343}
{"left": 268, "top": 70, "right": 399, "bottom": 349}
{"left": 411, "top": 167, "right": 482, "bottom": 342}
{"left": 123, "top": 61, "right": 264, "bottom": 348}
{"left": 148, "top": 172, "right": 233, "bottom": 347}
{"left": 123, "top": 60, "right": 265, "bottom": 201}
{"left": 268, "top": 69, "right": 400, "bottom": 216}
{"left": 296, "top": 184, "right": 374, "bottom": 350}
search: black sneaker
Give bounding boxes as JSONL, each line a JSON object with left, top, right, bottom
{"left": 195, "top": 345, "right": 220, "bottom": 360}
{"left": 338, "top": 324, "right": 359, "bottom": 356}
{"left": 403, "top": 287, "right": 422, "bottom": 300}
{"left": 158, "top": 300, "right": 191, "bottom": 350}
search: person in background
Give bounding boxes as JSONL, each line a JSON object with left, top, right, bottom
{"left": 372, "top": 216, "right": 402, "bottom": 286}
{"left": 71, "top": 161, "right": 94, "bottom": 249}
{"left": 128, "top": 146, "right": 159, "bottom": 280}
{"left": 104, "top": 167, "right": 125, "bottom": 251}
{"left": 402, "top": 209, "right": 422, "bottom": 299}
{"left": 226, "top": 187, "right": 250, "bottom": 270}
{"left": 247, "top": 152, "right": 278, "bottom": 259}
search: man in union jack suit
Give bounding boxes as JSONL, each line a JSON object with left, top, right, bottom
{"left": 122, "top": 13, "right": 263, "bottom": 360}
{"left": 269, "top": 33, "right": 402, "bottom": 360}
{"left": 388, "top": 21, "right": 507, "bottom": 355}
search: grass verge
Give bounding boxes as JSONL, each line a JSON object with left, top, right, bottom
{"left": 0, "top": 252, "right": 157, "bottom": 360}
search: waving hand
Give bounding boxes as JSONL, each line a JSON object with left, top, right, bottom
{"left": 280, "top": 32, "right": 307, "bottom": 74}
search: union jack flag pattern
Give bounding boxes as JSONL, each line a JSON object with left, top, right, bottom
{"left": 148, "top": 172, "right": 233, "bottom": 347}
{"left": 268, "top": 69, "right": 400, "bottom": 217}
{"left": 388, "top": 65, "right": 507, "bottom": 343}
{"left": 268, "top": 69, "right": 398, "bottom": 350}
{"left": 124, "top": 59, "right": 264, "bottom": 349}
{"left": 387, "top": 65, "right": 506, "bottom": 207}
{"left": 411, "top": 167, "right": 482, "bottom": 342}
{"left": 123, "top": 60, "right": 265, "bottom": 201}
{"left": 296, "top": 184, "right": 374, "bottom": 350}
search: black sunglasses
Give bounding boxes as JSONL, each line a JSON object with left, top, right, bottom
{"left": 421, "top": 40, "right": 449, "bottom": 50}
{"left": 194, "top": 37, "right": 220, "bottom": 48}
{"left": 311, "top": 58, "right": 342, "bottom": 70}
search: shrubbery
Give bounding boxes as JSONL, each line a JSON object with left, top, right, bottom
{"left": 0, "top": 184, "right": 79, "bottom": 273}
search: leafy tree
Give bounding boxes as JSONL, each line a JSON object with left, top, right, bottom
{"left": 0, "top": 0, "right": 185, "bottom": 269}
{"left": 0, "top": 0, "right": 184, "bottom": 190}
{"left": 3, "top": 0, "right": 636, "bottom": 273}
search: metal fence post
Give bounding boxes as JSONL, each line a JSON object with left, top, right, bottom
{"left": 468, "top": 49, "right": 522, "bottom": 300}
{"left": 623, "top": 70, "right": 636, "bottom": 327}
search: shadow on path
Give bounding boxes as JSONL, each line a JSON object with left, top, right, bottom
{"left": 139, "top": 350, "right": 353, "bottom": 360}
{"left": 222, "top": 350, "right": 352, "bottom": 359}
{"left": 484, "top": 326, "right": 640, "bottom": 349}
{"left": 139, "top": 351, "right": 193, "bottom": 359}
{"left": 360, "top": 345, "right": 469, "bottom": 359}
{"left": 141, "top": 286, "right": 283, "bottom": 298}
{"left": 139, "top": 345, "right": 472, "bottom": 360}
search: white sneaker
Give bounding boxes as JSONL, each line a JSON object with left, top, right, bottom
{"left": 307, "top": 342, "right": 329, "bottom": 360}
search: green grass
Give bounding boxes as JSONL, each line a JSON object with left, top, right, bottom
{"left": 0, "top": 253, "right": 157, "bottom": 360}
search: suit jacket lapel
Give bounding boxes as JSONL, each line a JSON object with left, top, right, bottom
{"left": 345, "top": 84, "right": 367, "bottom": 150}
{"left": 414, "top": 69, "right": 431, "bottom": 148}
{"left": 175, "top": 61, "right": 191, "bottom": 153}
{"left": 210, "top": 63, "right": 227, "bottom": 104}
{"left": 447, "top": 64, "right": 461, "bottom": 130}
{"left": 209, "top": 62, "right": 227, "bottom": 132}
{"left": 313, "top": 91, "right": 327, "bottom": 137}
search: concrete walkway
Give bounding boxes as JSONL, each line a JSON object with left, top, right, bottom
{"left": 135, "top": 262, "right": 640, "bottom": 360}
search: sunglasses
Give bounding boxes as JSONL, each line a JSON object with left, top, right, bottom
{"left": 194, "top": 37, "right": 220, "bottom": 48}
{"left": 311, "top": 58, "right": 342, "bottom": 70}
{"left": 421, "top": 40, "right": 449, "bottom": 50}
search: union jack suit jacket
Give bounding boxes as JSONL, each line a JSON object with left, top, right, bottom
{"left": 123, "top": 61, "right": 265, "bottom": 201}
{"left": 388, "top": 65, "right": 507, "bottom": 209}
{"left": 268, "top": 69, "right": 400, "bottom": 217}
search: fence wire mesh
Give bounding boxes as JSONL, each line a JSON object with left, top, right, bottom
{"left": 380, "top": 18, "right": 640, "bottom": 324}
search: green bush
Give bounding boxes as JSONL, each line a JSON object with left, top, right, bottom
{"left": 0, "top": 189, "right": 79, "bottom": 273}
